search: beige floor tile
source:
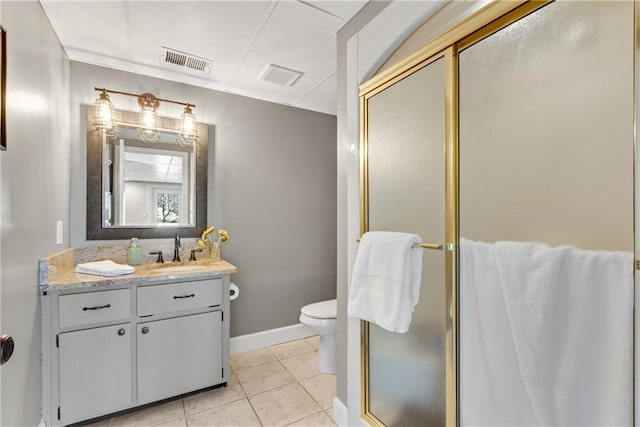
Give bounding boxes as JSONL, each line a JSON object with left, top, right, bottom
{"left": 187, "top": 399, "right": 261, "bottom": 427}
{"left": 82, "top": 416, "right": 114, "bottom": 426}
{"left": 231, "top": 347, "right": 277, "bottom": 371}
{"left": 236, "top": 360, "right": 296, "bottom": 396}
{"left": 250, "top": 383, "right": 321, "bottom": 427}
{"left": 184, "top": 373, "right": 246, "bottom": 415}
{"left": 287, "top": 410, "right": 337, "bottom": 427}
{"left": 304, "top": 335, "right": 320, "bottom": 350}
{"left": 111, "top": 399, "right": 184, "bottom": 427}
{"left": 153, "top": 417, "right": 187, "bottom": 427}
{"left": 300, "top": 375, "right": 336, "bottom": 410}
{"left": 270, "top": 339, "right": 315, "bottom": 360}
{"left": 280, "top": 351, "right": 321, "bottom": 381}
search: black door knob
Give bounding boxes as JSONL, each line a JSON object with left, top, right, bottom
{"left": 0, "top": 335, "right": 14, "bottom": 365}
{"left": 141, "top": 326, "right": 149, "bottom": 334}
{"left": 117, "top": 328, "right": 126, "bottom": 336}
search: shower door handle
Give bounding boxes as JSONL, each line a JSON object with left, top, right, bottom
{"left": 415, "top": 242, "right": 454, "bottom": 251}
{"left": 356, "top": 239, "right": 454, "bottom": 251}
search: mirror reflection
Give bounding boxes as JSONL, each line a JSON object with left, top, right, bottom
{"left": 86, "top": 105, "right": 208, "bottom": 240}
{"left": 103, "top": 126, "right": 196, "bottom": 228}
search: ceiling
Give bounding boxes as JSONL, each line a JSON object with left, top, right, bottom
{"left": 39, "top": 1, "right": 370, "bottom": 116}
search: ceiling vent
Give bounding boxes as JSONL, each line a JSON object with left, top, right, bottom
{"left": 160, "top": 47, "right": 213, "bottom": 74}
{"left": 259, "top": 64, "right": 303, "bottom": 86}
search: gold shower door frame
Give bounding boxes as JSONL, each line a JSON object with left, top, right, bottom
{"left": 358, "top": 1, "right": 637, "bottom": 426}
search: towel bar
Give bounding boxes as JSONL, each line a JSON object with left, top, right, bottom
{"left": 356, "top": 238, "right": 454, "bottom": 251}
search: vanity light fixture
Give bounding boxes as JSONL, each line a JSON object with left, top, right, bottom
{"left": 93, "top": 87, "right": 198, "bottom": 146}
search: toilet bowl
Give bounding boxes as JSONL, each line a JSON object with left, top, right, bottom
{"left": 299, "top": 299, "right": 337, "bottom": 374}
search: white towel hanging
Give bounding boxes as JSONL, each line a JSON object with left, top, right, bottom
{"left": 347, "top": 231, "right": 423, "bottom": 333}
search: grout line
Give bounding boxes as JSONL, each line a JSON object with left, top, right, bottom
{"left": 283, "top": 410, "right": 326, "bottom": 426}
{"left": 181, "top": 398, "right": 188, "bottom": 427}
{"left": 244, "top": 395, "right": 265, "bottom": 427}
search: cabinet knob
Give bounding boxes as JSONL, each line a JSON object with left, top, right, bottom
{"left": 0, "top": 335, "right": 14, "bottom": 365}
{"left": 141, "top": 326, "right": 149, "bottom": 334}
{"left": 117, "top": 328, "right": 126, "bottom": 336}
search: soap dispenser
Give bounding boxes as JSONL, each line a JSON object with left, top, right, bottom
{"left": 127, "top": 237, "right": 142, "bottom": 266}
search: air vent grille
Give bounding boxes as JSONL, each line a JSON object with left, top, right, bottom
{"left": 186, "top": 57, "right": 209, "bottom": 72}
{"left": 259, "top": 64, "right": 303, "bottom": 86}
{"left": 160, "top": 47, "right": 212, "bottom": 74}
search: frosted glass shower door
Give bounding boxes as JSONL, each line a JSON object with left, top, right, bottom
{"left": 365, "top": 57, "right": 445, "bottom": 426}
{"left": 459, "top": 1, "right": 634, "bottom": 425}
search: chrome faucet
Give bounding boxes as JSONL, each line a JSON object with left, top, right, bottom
{"left": 173, "top": 235, "right": 181, "bottom": 262}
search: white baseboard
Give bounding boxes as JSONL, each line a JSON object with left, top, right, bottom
{"left": 230, "top": 323, "right": 315, "bottom": 354}
{"left": 332, "top": 397, "right": 348, "bottom": 427}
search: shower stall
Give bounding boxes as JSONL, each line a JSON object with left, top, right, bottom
{"left": 357, "top": 1, "right": 635, "bottom": 425}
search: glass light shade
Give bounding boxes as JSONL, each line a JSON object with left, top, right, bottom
{"left": 93, "top": 91, "right": 118, "bottom": 138}
{"left": 177, "top": 105, "right": 197, "bottom": 146}
{"left": 137, "top": 93, "right": 160, "bottom": 144}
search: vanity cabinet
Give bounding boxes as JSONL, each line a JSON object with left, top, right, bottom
{"left": 41, "top": 275, "right": 231, "bottom": 427}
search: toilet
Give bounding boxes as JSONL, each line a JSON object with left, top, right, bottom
{"left": 299, "top": 299, "right": 337, "bottom": 374}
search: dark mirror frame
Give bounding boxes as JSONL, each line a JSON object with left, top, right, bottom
{"left": 86, "top": 105, "right": 208, "bottom": 240}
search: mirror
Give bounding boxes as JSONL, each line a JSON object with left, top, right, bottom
{"left": 86, "top": 106, "right": 208, "bottom": 240}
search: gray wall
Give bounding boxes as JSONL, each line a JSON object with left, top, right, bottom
{"left": 0, "top": 1, "right": 70, "bottom": 426}
{"left": 69, "top": 62, "right": 337, "bottom": 336}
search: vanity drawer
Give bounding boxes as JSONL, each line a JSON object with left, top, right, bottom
{"left": 137, "top": 279, "right": 222, "bottom": 316}
{"left": 59, "top": 289, "right": 131, "bottom": 329}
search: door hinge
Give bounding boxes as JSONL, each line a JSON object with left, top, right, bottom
{"left": 57, "top": 406, "right": 61, "bottom": 420}
{"left": 222, "top": 367, "right": 224, "bottom": 377}
{"left": 56, "top": 334, "right": 59, "bottom": 348}
{"left": 222, "top": 311, "right": 224, "bottom": 322}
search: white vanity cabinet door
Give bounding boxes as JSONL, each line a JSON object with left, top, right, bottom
{"left": 58, "top": 324, "right": 132, "bottom": 425}
{"left": 137, "top": 311, "right": 223, "bottom": 404}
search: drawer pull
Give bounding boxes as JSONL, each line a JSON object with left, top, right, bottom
{"left": 173, "top": 294, "right": 195, "bottom": 300}
{"left": 82, "top": 304, "right": 112, "bottom": 311}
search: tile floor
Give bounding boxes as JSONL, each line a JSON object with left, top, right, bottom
{"left": 85, "top": 336, "right": 336, "bottom": 427}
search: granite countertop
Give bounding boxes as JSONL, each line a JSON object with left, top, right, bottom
{"left": 39, "top": 248, "right": 238, "bottom": 292}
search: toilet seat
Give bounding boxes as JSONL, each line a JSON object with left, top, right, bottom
{"left": 301, "top": 299, "right": 336, "bottom": 319}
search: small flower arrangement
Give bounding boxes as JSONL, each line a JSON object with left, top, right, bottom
{"left": 198, "top": 226, "right": 229, "bottom": 260}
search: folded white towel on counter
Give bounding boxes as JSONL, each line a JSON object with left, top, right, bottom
{"left": 348, "top": 231, "right": 423, "bottom": 333}
{"left": 75, "top": 260, "right": 135, "bottom": 277}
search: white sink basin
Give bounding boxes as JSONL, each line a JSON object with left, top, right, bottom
{"left": 149, "top": 265, "right": 209, "bottom": 274}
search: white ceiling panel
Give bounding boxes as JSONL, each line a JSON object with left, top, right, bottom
{"left": 40, "top": 1, "right": 130, "bottom": 61}
{"left": 126, "top": 1, "right": 275, "bottom": 86}
{"left": 39, "top": 0, "right": 399, "bottom": 115}
{"left": 294, "top": 71, "right": 337, "bottom": 115}
{"left": 299, "top": 0, "right": 368, "bottom": 21}
{"left": 227, "top": 1, "right": 340, "bottom": 106}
